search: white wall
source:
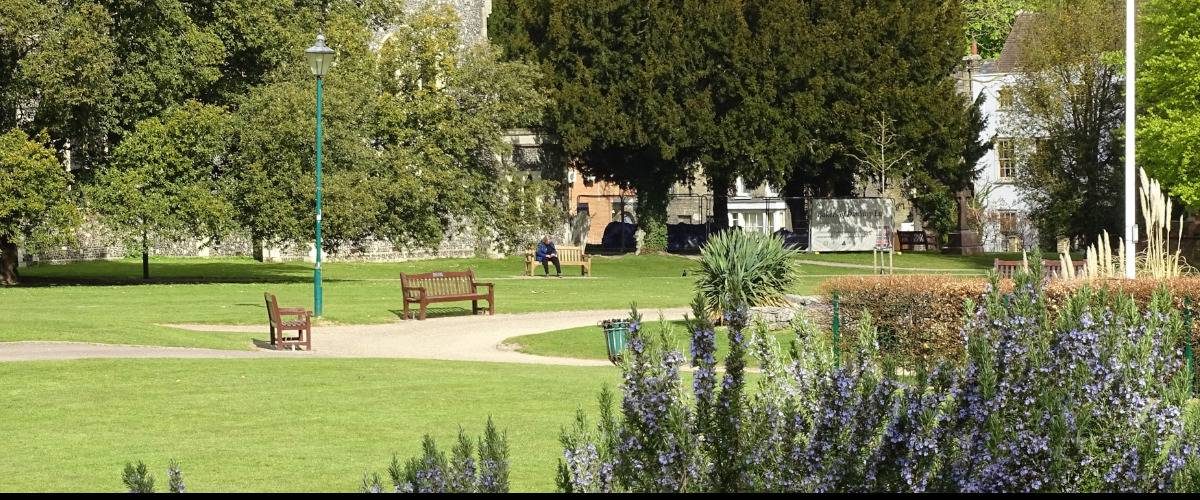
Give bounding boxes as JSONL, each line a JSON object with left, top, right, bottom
{"left": 969, "top": 71, "right": 1040, "bottom": 252}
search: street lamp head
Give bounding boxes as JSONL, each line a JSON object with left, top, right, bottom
{"left": 305, "top": 34, "right": 335, "bottom": 77}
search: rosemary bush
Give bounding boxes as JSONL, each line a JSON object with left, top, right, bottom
{"left": 122, "top": 461, "right": 155, "bottom": 493}
{"left": 363, "top": 417, "right": 509, "bottom": 493}
{"left": 558, "top": 270, "right": 1200, "bottom": 492}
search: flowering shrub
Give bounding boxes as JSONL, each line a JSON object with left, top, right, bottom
{"left": 559, "top": 269, "right": 1200, "bottom": 492}
{"left": 364, "top": 417, "right": 509, "bottom": 493}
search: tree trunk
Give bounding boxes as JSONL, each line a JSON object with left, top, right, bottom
{"left": 710, "top": 173, "right": 730, "bottom": 233}
{"left": 141, "top": 230, "right": 150, "bottom": 280}
{"left": 634, "top": 173, "right": 673, "bottom": 253}
{"left": 252, "top": 234, "right": 264, "bottom": 262}
{"left": 0, "top": 237, "right": 19, "bottom": 286}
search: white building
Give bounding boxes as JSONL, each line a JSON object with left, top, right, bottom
{"left": 964, "top": 12, "right": 1041, "bottom": 252}
{"left": 728, "top": 177, "right": 789, "bottom": 234}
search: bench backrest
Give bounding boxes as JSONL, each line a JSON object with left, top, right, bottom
{"left": 401, "top": 270, "right": 477, "bottom": 298}
{"left": 264, "top": 292, "right": 281, "bottom": 326}
{"left": 532, "top": 245, "right": 587, "bottom": 263}
{"left": 993, "top": 259, "right": 1087, "bottom": 279}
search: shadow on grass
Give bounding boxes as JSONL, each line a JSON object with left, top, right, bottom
{"left": 388, "top": 306, "right": 490, "bottom": 320}
{"left": 12, "top": 260, "right": 351, "bottom": 287}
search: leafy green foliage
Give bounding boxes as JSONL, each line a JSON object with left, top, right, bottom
{"left": 89, "top": 101, "right": 237, "bottom": 268}
{"left": 695, "top": 230, "right": 799, "bottom": 313}
{"left": 1007, "top": 0, "right": 1125, "bottom": 248}
{"left": 1139, "top": 0, "right": 1200, "bottom": 211}
{"left": 963, "top": 0, "right": 1032, "bottom": 58}
{"left": 0, "top": 129, "right": 81, "bottom": 285}
{"left": 230, "top": 3, "right": 556, "bottom": 255}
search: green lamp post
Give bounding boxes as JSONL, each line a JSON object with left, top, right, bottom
{"left": 305, "top": 34, "right": 334, "bottom": 317}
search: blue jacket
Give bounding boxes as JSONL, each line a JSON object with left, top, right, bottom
{"left": 535, "top": 242, "right": 557, "bottom": 262}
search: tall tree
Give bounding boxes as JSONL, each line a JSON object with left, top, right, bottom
{"left": 1007, "top": 0, "right": 1124, "bottom": 249}
{"left": 493, "top": 0, "right": 698, "bottom": 251}
{"left": 230, "top": 2, "right": 555, "bottom": 257}
{"left": 1139, "top": 0, "right": 1200, "bottom": 212}
{"left": 0, "top": 129, "right": 81, "bottom": 285}
{"left": 963, "top": 0, "right": 1032, "bottom": 58}
{"left": 780, "top": 0, "right": 983, "bottom": 237}
{"left": 88, "top": 101, "right": 236, "bottom": 279}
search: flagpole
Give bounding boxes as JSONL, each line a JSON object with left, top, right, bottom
{"left": 1123, "top": 0, "right": 1137, "bottom": 279}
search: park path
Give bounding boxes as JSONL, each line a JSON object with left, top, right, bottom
{"left": 793, "top": 259, "right": 986, "bottom": 274}
{"left": 0, "top": 308, "right": 692, "bottom": 366}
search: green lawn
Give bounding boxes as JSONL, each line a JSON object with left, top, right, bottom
{"left": 0, "top": 253, "right": 1006, "bottom": 349}
{"left": 1, "top": 255, "right": 698, "bottom": 349}
{"left": 0, "top": 358, "right": 622, "bottom": 492}
{"left": 0, "top": 252, "right": 1011, "bottom": 492}
{"left": 507, "top": 319, "right": 795, "bottom": 362}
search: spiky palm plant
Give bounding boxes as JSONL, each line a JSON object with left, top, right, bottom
{"left": 695, "top": 230, "right": 799, "bottom": 314}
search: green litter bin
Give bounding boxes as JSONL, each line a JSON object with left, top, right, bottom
{"left": 601, "top": 320, "right": 630, "bottom": 365}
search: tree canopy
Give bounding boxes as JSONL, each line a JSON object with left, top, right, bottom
{"left": 1139, "top": 0, "right": 1200, "bottom": 212}
{"left": 0, "top": 129, "right": 80, "bottom": 284}
{"left": 491, "top": 0, "right": 984, "bottom": 241}
{"left": 0, "top": 0, "right": 560, "bottom": 278}
{"left": 1007, "top": 0, "right": 1125, "bottom": 248}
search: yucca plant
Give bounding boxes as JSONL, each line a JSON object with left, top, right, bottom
{"left": 695, "top": 230, "right": 799, "bottom": 314}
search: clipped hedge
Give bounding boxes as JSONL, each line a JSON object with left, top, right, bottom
{"left": 818, "top": 275, "right": 1200, "bottom": 362}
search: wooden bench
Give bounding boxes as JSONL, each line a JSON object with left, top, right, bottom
{"left": 400, "top": 270, "right": 494, "bottom": 320}
{"left": 524, "top": 245, "right": 592, "bottom": 276}
{"left": 897, "top": 230, "right": 936, "bottom": 252}
{"left": 993, "top": 259, "right": 1086, "bottom": 279}
{"left": 264, "top": 292, "right": 312, "bottom": 350}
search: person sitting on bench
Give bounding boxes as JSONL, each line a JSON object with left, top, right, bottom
{"left": 536, "top": 236, "right": 562, "bottom": 277}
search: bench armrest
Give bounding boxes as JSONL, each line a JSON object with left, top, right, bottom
{"left": 278, "top": 308, "right": 311, "bottom": 320}
{"left": 473, "top": 282, "right": 494, "bottom": 291}
{"left": 402, "top": 286, "right": 426, "bottom": 300}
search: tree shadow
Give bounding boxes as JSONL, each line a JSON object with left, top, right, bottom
{"left": 12, "top": 260, "right": 355, "bottom": 287}
{"left": 388, "top": 306, "right": 489, "bottom": 320}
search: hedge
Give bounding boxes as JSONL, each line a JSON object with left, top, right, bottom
{"left": 817, "top": 275, "right": 1200, "bottom": 363}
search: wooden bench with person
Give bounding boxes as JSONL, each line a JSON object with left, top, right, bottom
{"left": 400, "top": 270, "right": 494, "bottom": 320}
{"left": 993, "top": 259, "right": 1086, "bottom": 279}
{"left": 524, "top": 245, "right": 592, "bottom": 276}
{"left": 263, "top": 292, "right": 313, "bottom": 351}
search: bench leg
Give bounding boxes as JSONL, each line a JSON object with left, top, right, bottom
{"left": 305, "top": 326, "right": 312, "bottom": 351}
{"left": 419, "top": 302, "right": 427, "bottom": 321}
{"left": 489, "top": 293, "right": 495, "bottom": 315}
{"left": 402, "top": 300, "right": 410, "bottom": 320}
{"left": 472, "top": 299, "right": 479, "bottom": 315}
{"left": 269, "top": 324, "right": 276, "bottom": 346}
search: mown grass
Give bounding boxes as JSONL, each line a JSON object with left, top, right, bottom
{"left": 0, "top": 252, "right": 1011, "bottom": 492}
{"left": 0, "top": 253, "right": 1005, "bottom": 349}
{"left": 506, "top": 319, "right": 796, "bottom": 362}
{"left": 0, "top": 358, "right": 622, "bottom": 492}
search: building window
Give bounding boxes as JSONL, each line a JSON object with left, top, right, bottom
{"left": 997, "top": 211, "right": 1018, "bottom": 234}
{"left": 996, "top": 139, "right": 1015, "bottom": 182}
{"left": 735, "top": 211, "right": 772, "bottom": 234}
{"left": 998, "top": 88, "right": 1014, "bottom": 110}
{"left": 577, "top": 203, "right": 589, "bottom": 214}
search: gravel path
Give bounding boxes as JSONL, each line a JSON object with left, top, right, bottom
{"left": 793, "top": 259, "right": 986, "bottom": 274}
{"left": 0, "top": 308, "right": 692, "bottom": 366}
